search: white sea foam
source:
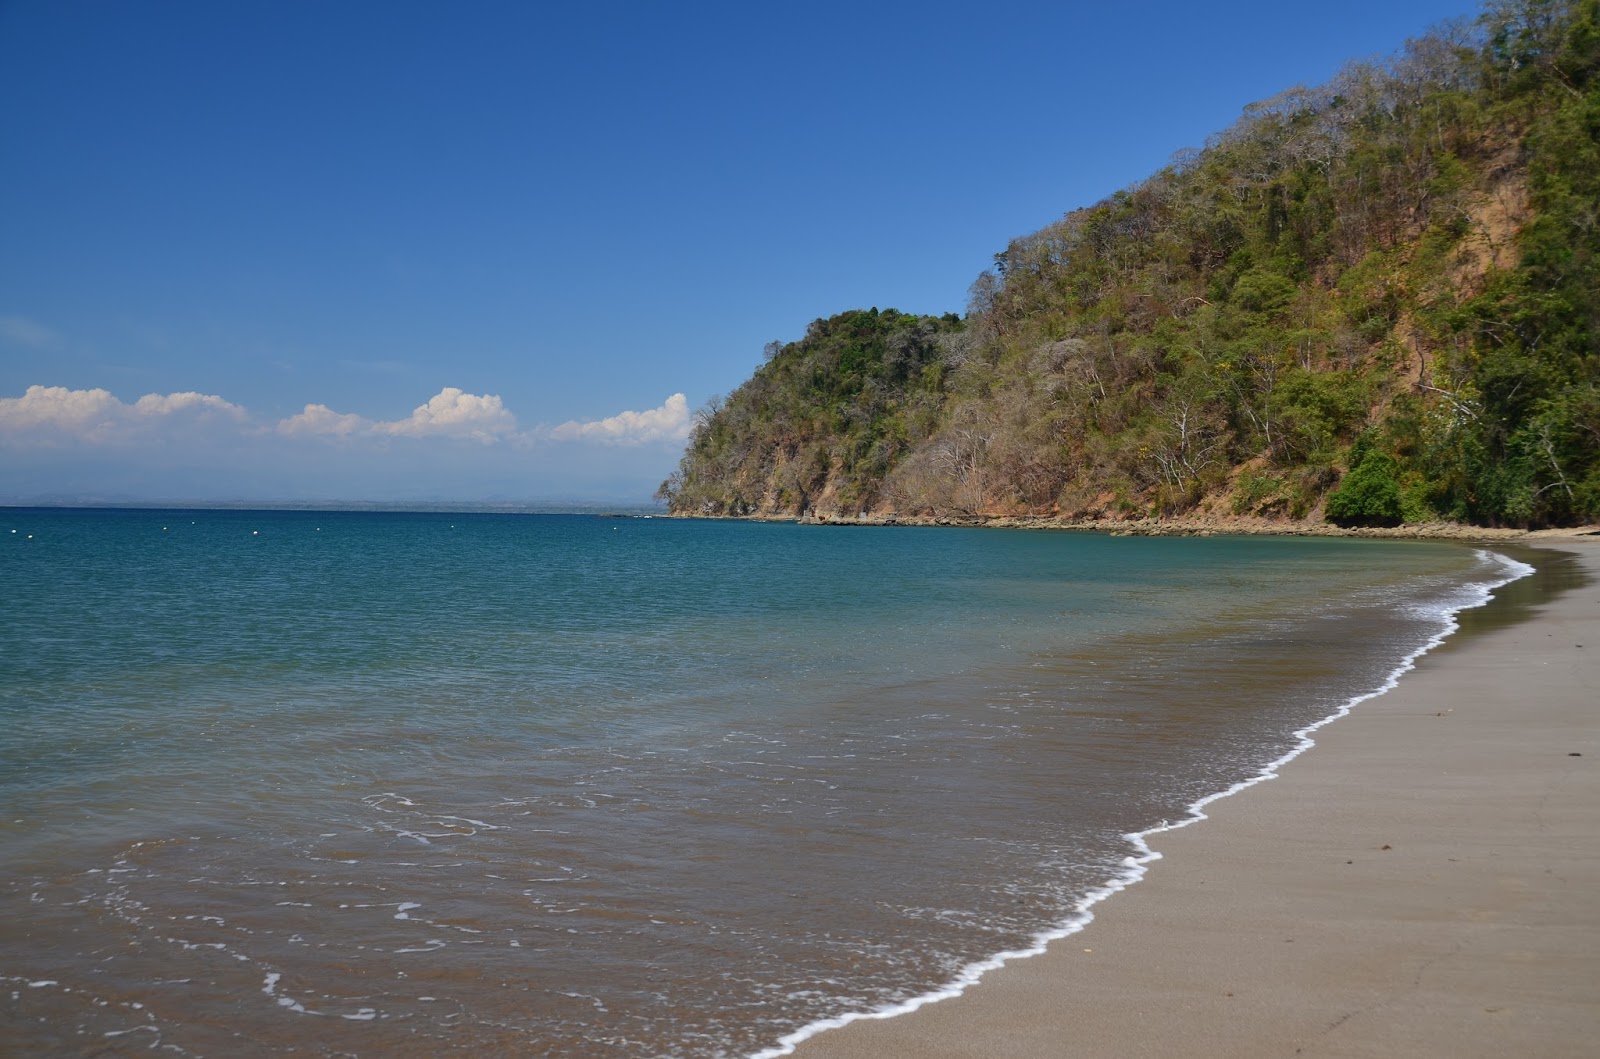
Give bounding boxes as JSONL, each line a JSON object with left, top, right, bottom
{"left": 102, "top": 1025, "right": 158, "bottom": 1038}
{"left": 394, "top": 940, "right": 447, "bottom": 954}
{"left": 748, "top": 548, "right": 1534, "bottom": 1059}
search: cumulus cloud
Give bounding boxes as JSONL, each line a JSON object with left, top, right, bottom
{"left": 277, "top": 403, "right": 370, "bottom": 438}
{"left": 132, "top": 391, "right": 247, "bottom": 417}
{"left": 0, "top": 385, "right": 121, "bottom": 433}
{"left": 0, "top": 384, "right": 244, "bottom": 443}
{"left": 0, "top": 315, "right": 62, "bottom": 349}
{"left": 3, "top": 383, "right": 691, "bottom": 462}
{"left": 380, "top": 387, "right": 517, "bottom": 441}
{"left": 275, "top": 387, "right": 518, "bottom": 443}
{"left": 548, "top": 393, "right": 690, "bottom": 445}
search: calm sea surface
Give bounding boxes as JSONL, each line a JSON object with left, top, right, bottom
{"left": 0, "top": 509, "right": 1521, "bottom": 1056}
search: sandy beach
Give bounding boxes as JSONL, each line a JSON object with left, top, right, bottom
{"left": 794, "top": 540, "right": 1599, "bottom": 1058}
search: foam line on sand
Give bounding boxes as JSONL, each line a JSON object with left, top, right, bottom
{"left": 787, "top": 541, "right": 1599, "bottom": 1058}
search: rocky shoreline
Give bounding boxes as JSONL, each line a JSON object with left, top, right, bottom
{"left": 688, "top": 510, "right": 1600, "bottom": 541}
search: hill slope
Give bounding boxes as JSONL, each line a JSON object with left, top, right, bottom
{"left": 662, "top": 0, "right": 1600, "bottom": 529}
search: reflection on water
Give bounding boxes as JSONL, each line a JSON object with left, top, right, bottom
{"left": 1443, "top": 544, "right": 1589, "bottom": 645}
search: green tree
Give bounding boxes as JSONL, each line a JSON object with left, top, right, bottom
{"left": 1325, "top": 440, "right": 1405, "bottom": 527}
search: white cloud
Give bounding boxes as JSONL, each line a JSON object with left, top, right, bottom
{"left": 549, "top": 393, "right": 690, "bottom": 445}
{"left": 380, "top": 387, "right": 517, "bottom": 441}
{"left": 132, "top": 391, "right": 246, "bottom": 418}
{"left": 0, "top": 315, "right": 62, "bottom": 349}
{"left": 0, "top": 385, "right": 121, "bottom": 433}
{"left": 4, "top": 382, "right": 691, "bottom": 460}
{"left": 277, "top": 403, "right": 370, "bottom": 437}
{"left": 274, "top": 387, "right": 518, "bottom": 443}
{"left": 0, "top": 384, "right": 244, "bottom": 443}
{"left": 0, "top": 382, "right": 689, "bottom": 502}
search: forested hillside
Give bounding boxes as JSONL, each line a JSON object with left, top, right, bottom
{"left": 661, "top": 0, "right": 1600, "bottom": 528}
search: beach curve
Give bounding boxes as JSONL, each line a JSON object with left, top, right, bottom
{"left": 778, "top": 540, "right": 1598, "bottom": 1058}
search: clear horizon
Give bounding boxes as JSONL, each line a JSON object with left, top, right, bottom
{"left": 2, "top": 0, "right": 1477, "bottom": 504}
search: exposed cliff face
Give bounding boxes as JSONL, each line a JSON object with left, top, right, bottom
{"left": 662, "top": 1, "right": 1600, "bottom": 529}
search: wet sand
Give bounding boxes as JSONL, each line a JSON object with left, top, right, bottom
{"left": 794, "top": 541, "right": 1599, "bottom": 1058}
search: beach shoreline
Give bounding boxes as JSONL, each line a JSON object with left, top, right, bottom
{"left": 786, "top": 540, "right": 1599, "bottom": 1058}
{"left": 681, "top": 510, "right": 1600, "bottom": 543}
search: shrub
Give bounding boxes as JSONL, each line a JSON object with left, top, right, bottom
{"left": 1325, "top": 445, "right": 1404, "bottom": 527}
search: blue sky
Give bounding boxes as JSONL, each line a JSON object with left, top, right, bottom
{"left": 1, "top": 0, "right": 1479, "bottom": 504}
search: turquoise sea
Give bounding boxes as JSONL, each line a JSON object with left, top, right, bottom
{"left": 0, "top": 509, "right": 1526, "bottom": 1056}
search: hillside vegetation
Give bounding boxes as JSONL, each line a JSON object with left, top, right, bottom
{"left": 661, "top": 0, "right": 1600, "bottom": 528}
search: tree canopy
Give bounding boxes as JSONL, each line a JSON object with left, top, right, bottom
{"left": 663, "top": 0, "right": 1600, "bottom": 528}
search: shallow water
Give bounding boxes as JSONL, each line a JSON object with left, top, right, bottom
{"left": 0, "top": 510, "right": 1519, "bottom": 1056}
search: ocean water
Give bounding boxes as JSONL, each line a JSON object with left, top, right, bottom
{"left": 0, "top": 509, "right": 1527, "bottom": 1057}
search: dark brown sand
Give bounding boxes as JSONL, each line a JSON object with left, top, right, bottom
{"left": 795, "top": 541, "right": 1599, "bottom": 1058}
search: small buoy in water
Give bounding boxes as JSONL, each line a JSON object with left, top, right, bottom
{"left": 253, "top": 530, "right": 259, "bottom": 535}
